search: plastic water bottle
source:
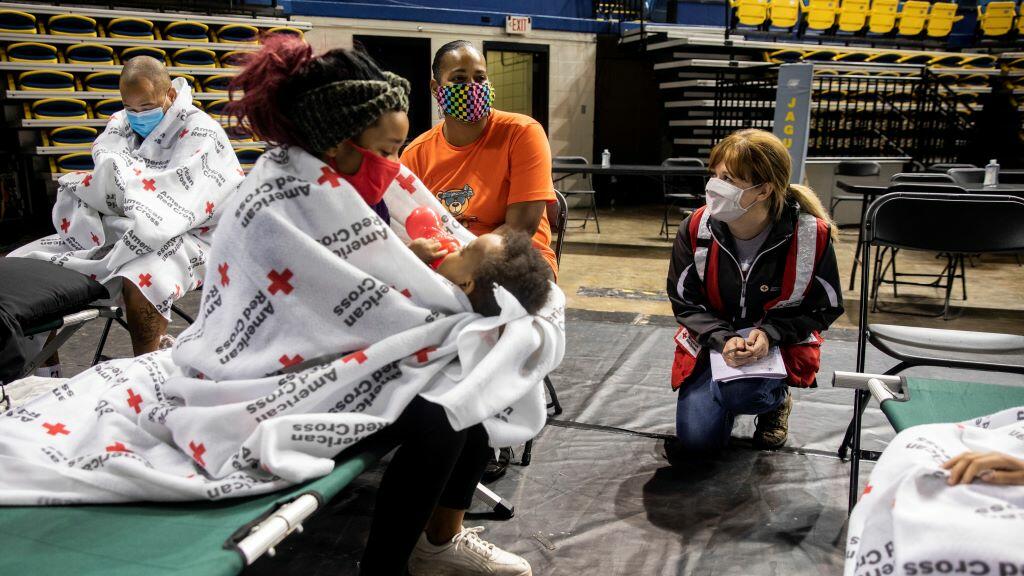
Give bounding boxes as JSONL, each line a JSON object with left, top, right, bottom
{"left": 601, "top": 149, "right": 611, "bottom": 168}
{"left": 984, "top": 159, "right": 999, "bottom": 187}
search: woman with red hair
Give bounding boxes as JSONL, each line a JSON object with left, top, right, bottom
{"left": 227, "top": 36, "right": 533, "bottom": 576}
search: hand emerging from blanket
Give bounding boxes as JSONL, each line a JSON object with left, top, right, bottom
{"left": 408, "top": 237, "right": 450, "bottom": 264}
{"left": 944, "top": 451, "right": 1024, "bottom": 486}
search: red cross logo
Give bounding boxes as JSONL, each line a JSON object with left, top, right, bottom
{"left": 126, "top": 388, "right": 143, "bottom": 414}
{"left": 397, "top": 173, "right": 417, "bottom": 194}
{"left": 142, "top": 178, "right": 156, "bottom": 192}
{"left": 43, "top": 422, "right": 69, "bottom": 436}
{"left": 189, "top": 441, "right": 206, "bottom": 467}
{"left": 91, "top": 232, "right": 100, "bottom": 246}
{"left": 343, "top": 350, "right": 367, "bottom": 365}
{"left": 316, "top": 166, "right": 342, "bottom": 188}
{"left": 278, "top": 354, "right": 304, "bottom": 368}
{"left": 401, "top": 288, "right": 412, "bottom": 298}
{"left": 205, "top": 201, "right": 214, "bottom": 216}
{"left": 863, "top": 485, "right": 873, "bottom": 495}
{"left": 414, "top": 347, "right": 437, "bottom": 363}
{"left": 199, "top": 226, "right": 210, "bottom": 235}
{"left": 106, "top": 441, "right": 131, "bottom": 453}
{"left": 82, "top": 174, "right": 92, "bottom": 187}
{"left": 218, "top": 263, "right": 230, "bottom": 287}
{"left": 267, "top": 269, "right": 294, "bottom": 295}
{"left": 133, "top": 167, "right": 142, "bottom": 176}
{"left": 138, "top": 273, "right": 152, "bottom": 288}
{"left": 179, "top": 128, "right": 189, "bottom": 139}
{"left": 60, "top": 218, "right": 71, "bottom": 233}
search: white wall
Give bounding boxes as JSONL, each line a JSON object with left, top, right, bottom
{"left": 303, "top": 16, "right": 597, "bottom": 159}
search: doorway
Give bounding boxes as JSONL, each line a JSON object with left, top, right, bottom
{"left": 482, "top": 42, "right": 549, "bottom": 131}
{"left": 353, "top": 35, "right": 432, "bottom": 140}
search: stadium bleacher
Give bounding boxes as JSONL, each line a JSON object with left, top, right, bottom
{"left": 0, "top": 3, "right": 311, "bottom": 176}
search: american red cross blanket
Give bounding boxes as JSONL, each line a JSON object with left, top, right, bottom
{"left": 0, "top": 144, "right": 565, "bottom": 504}
{"left": 845, "top": 407, "right": 1024, "bottom": 576}
{"left": 8, "top": 78, "right": 243, "bottom": 319}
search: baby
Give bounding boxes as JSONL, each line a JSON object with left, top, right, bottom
{"left": 422, "top": 232, "right": 551, "bottom": 316}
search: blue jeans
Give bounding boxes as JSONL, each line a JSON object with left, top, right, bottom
{"left": 675, "top": 367, "right": 788, "bottom": 453}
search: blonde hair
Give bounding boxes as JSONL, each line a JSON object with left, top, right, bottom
{"left": 708, "top": 129, "right": 838, "bottom": 242}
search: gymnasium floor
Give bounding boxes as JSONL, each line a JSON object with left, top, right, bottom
{"left": 33, "top": 204, "right": 1023, "bottom": 576}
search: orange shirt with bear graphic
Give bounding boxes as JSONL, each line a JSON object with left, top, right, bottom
{"left": 400, "top": 109, "right": 557, "bottom": 275}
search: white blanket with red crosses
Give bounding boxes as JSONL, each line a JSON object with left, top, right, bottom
{"left": 0, "top": 144, "right": 565, "bottom": 504}
{"left": 845, "top": 407, "right": 1024, "bottom": 576}
{"left": 8, "top": 77, "right": 243, "bottom": 319}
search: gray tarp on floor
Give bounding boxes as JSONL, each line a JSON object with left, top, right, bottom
{"left": 42, "top": 298, "right": 1024, "bottom": 575}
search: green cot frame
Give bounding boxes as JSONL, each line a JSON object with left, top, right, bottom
{"left": 0, "top": 442, "right": 390, "bottom": 576}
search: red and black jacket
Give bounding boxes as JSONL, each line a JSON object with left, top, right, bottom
{"left": 666, "top": 201, "right": 844, "bottom": 389}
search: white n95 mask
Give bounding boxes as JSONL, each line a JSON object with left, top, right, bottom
{"left": 705, "top": 177, "right": 763, "bottom": 223}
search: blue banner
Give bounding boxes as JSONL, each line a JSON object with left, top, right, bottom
{"left": 773, "top": 63, "right": 814, "bottom": 184}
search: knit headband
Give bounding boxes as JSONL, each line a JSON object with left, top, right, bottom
{"left": 291, "top": 71, "right": 410, "bottom": 157}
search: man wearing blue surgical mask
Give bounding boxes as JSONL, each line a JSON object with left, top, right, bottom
{"left": 8, "top": 55, "right": 242, "bottom": 373}
{"left": 120, "top": 57, "right": 176, "bottom": 138}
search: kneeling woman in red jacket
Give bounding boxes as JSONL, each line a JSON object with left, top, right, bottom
{"left": 667, "top": 129, "right": 843, "bottom": 454}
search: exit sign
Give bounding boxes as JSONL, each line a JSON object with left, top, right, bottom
{"left": 505, "top": 15, "right": 531, "bottom": 34}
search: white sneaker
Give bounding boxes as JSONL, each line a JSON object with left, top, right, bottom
{"left": 407, "top": 526, "right": 532, "bottom": 576}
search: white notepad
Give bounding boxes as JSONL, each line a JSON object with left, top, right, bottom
{"left": 710, "top": 327, "right": 787, "bottom": 383}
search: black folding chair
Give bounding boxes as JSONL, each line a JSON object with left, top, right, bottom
{"left": 890, "top": 172, "right": 956, "bottom": 184}
{"left": 552, "top": 156, "right": 599, "bottom": 232}
{"left": 947, "top": 168, "right": 986, "bottom": 185}
{"left": 659, "top": 157, "right": 705, "bottom": 240}
{"left": 868, "top": 183, "right": 970, "bottom": 319}
{"left": 827, "top": 160, "right": 882, "bottom": 218}
{"left": 837, "top": 192, "right": 1024, "bottom": 512}
{"left": 927, "top": 162, "right": 975, "bottom": 173}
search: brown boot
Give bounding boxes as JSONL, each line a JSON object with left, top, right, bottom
{"left": 753, "top": 392, "right": 792, "bottom": 450}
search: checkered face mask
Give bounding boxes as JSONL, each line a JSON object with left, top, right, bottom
{"left": 434, "top": 81, "right": 494, "bottom": 124}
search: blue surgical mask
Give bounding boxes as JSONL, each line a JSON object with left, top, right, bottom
{"left": 126, "top": 106, "right": 165, "bottom": 138}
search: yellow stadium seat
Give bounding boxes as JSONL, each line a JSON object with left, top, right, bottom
{"left": 172, "top": 47, "right": 217, "bottom": 68}
{"left": 47, "top": 125, "right": 98, "bottom": 146}
{"left": 164, "top": 21, "right": 210, "bottom": 42}
{"left": 0, "top": 10, "right": 38, "bottom": 34}
{"left": 31, "top": 97, "right": 89, "bottom": 120}
{"left": 1019, "top": 4, "right": 1024, "bottom": 34}
{"left": 834, "top": 51, "right": 870, "bottom": 61}
{"left": 802, "top": 0, "right": 839, "bottom": 30}
{"left": 896, "top": 0, "right": 930, "bottom": 35}
{"left": 206, "top": 98, "right": 228, "bottom": 118}
{"left": 83, "top": 71, "right": 120, "bottom": 92}
{"left": 867, "top": 0, "right": 899, "bottom": 33}
{"left": 121, "top": 46, "right": 168, "bottom": 64}
{"left": 225, "top": 125, "right": 253, "bottom": 142}
{"left": 202, "top": 74, "right": 233, "bottom": 93}
{"left": 866, "top": 51, "right": 902, "bottom": 63}
{"left": 928, "top": 54, "right": 963, "bottom": 66}
{"left": 804, "top": 49, "right": 840, "bottom": 60}
{"left": 813, "top": 68, "right": 840, "bottom": 75}
{"left": 17, "top": 69, "right": 75, "bottom": 91}
{"left": 5, "top": 42, "right": 59, "bottom": 63}
{"left": 265, "top": 26, "right": 304, "bottom": 38}
{"left": 837, "top": 0, "right": 870, "bottom": 32}
{"left": 767, "top": 48, "right": 805, "bottom": 62}
{"left": 218, "top": 50, "right": 249, "bottom": 68}
{"left": 56, "top": 152, "right": 95, "bottom": 173}
{"left": 47, "top": 14, "right": 98, "bottom": 37}
{"left": 977, "top": 1, "right": 1015, "bottom": 36}
{"left": 93, "top": 98, "right": 123, "bottom": 119}
{"left": 1006, "top": 58, "right": 1024, "bottom": 70}
{"left": 897, "top": 53, "right": 932, "bottom": 64}
{"left": 958, "top": 73, "right": 990, "bottom": 85}
{"left": 170, "top": 73, "right": 198, "bottom": 90}
{"left": 107, "top": 17, "right": 155, "bottom": 40}
{"left": 959, "top": 54, "right": 997, "bottom": 67}
{"left": 926, "top": 2, "right": 963, "bottom": 37}
{"left": 65, "top": 43, "right": 115, "bottom": 65}
{"left": 769, "top": 0, "right": 801, "bottom": 26}
{"left": 235, "top": 147, "right": 262, "bottom": 168}
{"left": 217, "top": 23, "right": 259, "bottom": 44}
{"left": 731, "top": 0, "right": 770, "bottom": 26}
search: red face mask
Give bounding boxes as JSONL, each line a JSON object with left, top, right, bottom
{"left": 330, "top": 143, "right": 401, "bottom": 206}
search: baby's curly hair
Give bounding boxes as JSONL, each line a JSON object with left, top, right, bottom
{"left": 470, "top": 232, "right": 552, "bottom": 317}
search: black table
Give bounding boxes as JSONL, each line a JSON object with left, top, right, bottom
{"left": 552, "top": 163, "right": 707, "bottom": 177}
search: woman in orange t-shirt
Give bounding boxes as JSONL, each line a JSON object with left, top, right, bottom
{"left": 400, "top": 40, "right": 558, "bottom": 277}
